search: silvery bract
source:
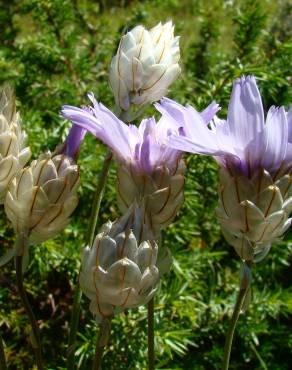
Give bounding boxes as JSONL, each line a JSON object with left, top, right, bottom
{"left": 117, "top": 159, "right": 185, "bottom": 236}
{"left": 79, "top": 206, "right": 159, "bottom": 318}
{"left": 5, "top": 153, "right": 79, "bottom": 244}
{"left": 217, "top": 167, "right": 292, "bottom": 262}
{"left": 109, "top": 21, "right": 180, "bottom": 119}
{"left": 0, "top": 85, "right": 31, "bottom": 203}
{"left": 4, "top": 125, "right": 86, "bottom": 246}
{"left": 164, "top": 76, "right": 292, "bottom": 262}
{"left": 61, "top": 94, "right": 218, "bottom": 235}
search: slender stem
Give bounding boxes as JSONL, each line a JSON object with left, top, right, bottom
{"left": 147, "top": 298, "right": 155, "bottom": 370}
{"left": 67, "top": 149, "right": 113, "bottom": 370}
{"left": 222, "top": 272, "right": 250, "bottom": 370}
{"left": 92, "top": 318, "right": 111, "bottom": 370}
{"left": 87, "top": 149, "right": 113, "bottom": 248}
{"left": 15, "top": 255, "right": 43, "bottom": 370}
{"left": 0, "top": 331, "right": 7, "bottom": 370}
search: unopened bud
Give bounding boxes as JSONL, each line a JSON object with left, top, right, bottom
{"left": 79, "top": 205, "right": 160, "bottom": 318}
{"left": 217, "top": 168, "right": 292, "bottom": 262}
{"left": 5, "top": 152, "right": 79, "bottom": 244}
{"left": 0, "top": 85, "right": 31, "bottom": 202}
{"left": 109, "top": 21, "right": 180, "bottom": 119}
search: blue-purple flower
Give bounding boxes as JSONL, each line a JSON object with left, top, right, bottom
{"left": 158, "top": 75, "right": 292, "bottom": 262}
{"left": 61, "top": 93, "right": 219, "bottom": 175}
{"left": 61, "top": 93, "right": 219, "bottom": 234}
{"left": 158, "top": 76, "right": 292, "bottom": 178}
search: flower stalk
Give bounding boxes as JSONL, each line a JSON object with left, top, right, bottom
{"left": 147, "top": 297, "right": 155, "bottom": 370}
{"left": 222, "top": 262, "right": 251, "bottom": 370}
{"left": 92, "top": 318, "right": 112, "bottom": 370}
{"left": 67, "top": 149, "right": 113, "bottom": 369}
{"left": 15, "top": 247, "right": 43, "bottom": 370}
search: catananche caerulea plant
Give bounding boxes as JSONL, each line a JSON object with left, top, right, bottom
{"left": 158, "top": 75, "right": 292, "bottom": 369}
{"left": 61, "top": 31, "right": 220, "bottom": 368}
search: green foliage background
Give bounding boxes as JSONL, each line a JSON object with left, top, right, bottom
{"left": 0, "top": 0, "right": 291, "bottom": 369}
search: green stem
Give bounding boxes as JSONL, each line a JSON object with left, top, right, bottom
{"left": 0, "top": 331, "right": 7, "bottom": 370}
{"left": 67, "top": 149, "right": 113, "bottom": 370}
{"left": 222, "top": 263, "right": 251, "bottom": 370}
{"left": 92, "top": 318, "right": 111, "bottom": 370}
{"left": 147, "top": 298, "right": 155, "bottom": 370}
{"left": 87, "top": 149, "right": 113, "bottom": 247}
{"left": 15, "top": 255, "right": 43, "bottom": 370}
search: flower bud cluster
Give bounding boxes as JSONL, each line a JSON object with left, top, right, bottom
{"left": 5, "top": 152, "right": 79, "bottom": 244}
{"left": 217, "top": 167, "right": 292, "bottom": 262}
{"left": 0, "top": 85, "right": 31, "bottom": 202}
{"left": 109, "top": 22, "right": 180, "bottom": 118}
{"left": 117, "top": 159, "right": 185, "bottom": 236}
{"left": 79, "top": 206, "right": 159, "bottom": 318}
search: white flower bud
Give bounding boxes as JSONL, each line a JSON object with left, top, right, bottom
{"left": 4, "top": 152, "right": 79, "bottom": 244}
{"left": 79, "top": 206, "right": 160, "bottom": 318}
{"left": 109, "top": 21, "right": 180, "bottom": 117}
{"left": 217, "top": 168, "right": 292, "bottom": 262}
{"left": 0, "top": 85, "right": 31, "bottom": 202}
{"left": 117, "top": 159, "right": 185, "bottom": 237}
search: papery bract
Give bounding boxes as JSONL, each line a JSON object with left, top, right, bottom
{"left": 0, "top": 85, "right": 31, "bottom": 203}
{"left": 79, "top": 205, "right": 159, "bottom": 319}
{"left": 109, "top": 21, "right": 180, "bottom": 119}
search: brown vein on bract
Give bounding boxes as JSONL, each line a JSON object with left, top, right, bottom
{"left": 55, "top": 155, "right": 65, "bottom": 173}
{"left": 53, "top": 178, "right": 67, "bottom": 204}
{"left": 158, "top": 201, "right": 180, "bottom": 227}
{"left": 220, "top": 187, "right": 229, "bottom": 217}
{"left": 141, "top": 69, "right": 167, "bottom": 92}
{"left": 3, "top": 160, "right": 14, "bottom": 184}
{"left": 153, "top": 187, "right": 171, "bottom": 216}
{"left": 264, "top": 187, "right": 277, "bottom": 217}
{"left": 273, "top": 161, "right": 284, "bottom": 181}
{"left": 93, "top": 268, "right": 107, "bottom": 318}
{"left": 234, "top": 177, "right": 241, "bottom": 203}
{"left": 270, "top": 213, "right": 285, "bottom": 236}
{"left": 35, "top": 158, "right": 50, "bottom": 186}
{"left": 282, "top": 176, "right": 292, "bottom": 199}
{"left": 257, "top": 169, "right": 263, "bottom": 195}
{"left": 68, "top": 167, "right": 80, "bottom": 192}
{"left": 29, "top": 186, "right": 41, "bottom": 214}
{"left": 121, "top": 288, "right": 132, "bottom": 308}
{"left": 16, "top": 170, "right": 25, "bottom": 199}
{"left": 255, "top": 223, "right": 268, "bottom": 243}
{"left": 4, "top": 137, "right": 12, "bottom": 157}
{"left": 244, "top": 204, "right": 249, "bottom": 232}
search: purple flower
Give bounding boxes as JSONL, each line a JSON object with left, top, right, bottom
{"left": 61, "top": 93, "right": 219, "bottom": 175}
{"left": 61, "top": 125, "right": 87, "bottom": 160}
{"left": 160, "top": 76, "right": 292, "bottom": 177}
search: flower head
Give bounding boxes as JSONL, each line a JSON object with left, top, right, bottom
{"left": 62, "top": 93, "right": 218, "bottom": 175}
{"left": 79, "top": 204, "right": 159, "bottom": 318}
{"left": 109, "top": 21, "right": 180, "bottom": 117}
{"left": 0, "top": 85, "right": 31, "bottom": 202}
{"left": 162, "top": 76, "right": 292, "bottom": 178}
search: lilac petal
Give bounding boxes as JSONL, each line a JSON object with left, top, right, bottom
{"left": 262, "top": 106, "right": 288, "bottom": 171}
{"left": 287, "top": 105, "right": 292, "bottom": 143}
{"left": 169, "top": 134, "right": 226, "bottom": 156}
{"left": 62, "top": 98, "right": 132, "bottom": 160}
{"left": 62, "top": 125, "right": 87, "bottom": 160}
{"left": 201, "top": 101, "right": 221, "bottom": 125}
{"left": 227, "top": 76, "right": 265, "bottom": 157}
{"left": 61, "top": 105, "right": 101, "bottom": 136}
